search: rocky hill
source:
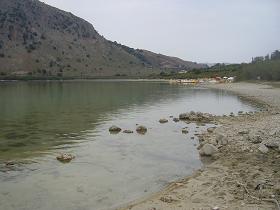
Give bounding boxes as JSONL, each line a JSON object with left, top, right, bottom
{"left": 0, "top": 0, "right": 205, "bottom": 78}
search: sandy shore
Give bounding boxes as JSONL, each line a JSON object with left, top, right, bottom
{"left": 119, "top": 82, "right": 280, "bottom": 210}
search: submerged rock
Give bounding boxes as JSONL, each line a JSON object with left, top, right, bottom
{"left": 136, "top": 125, "right": 147, "bottom": 134}
{"left": 109, "top": 125, "right": 122, "bottom": 133}
{"left": 123, "top": 130, "right": 133, "bottom": 134}
{"left": 199, "top": 144, "right": 218, "bottom": 156}
{"left": 56, "top": 154, "right": 75, "bottom": 163}
{"left": 159, "top": 118, "right": 168, "bottom": 124}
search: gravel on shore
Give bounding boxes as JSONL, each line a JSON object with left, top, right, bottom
{"left": 120, "top": 82, "right": 280, "bottom": 210}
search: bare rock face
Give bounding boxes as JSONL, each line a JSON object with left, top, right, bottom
{"left": 0, "top": 0, "right": 205, "bottom": 78}
{"left": 199, "top": 144, "right": 218, "bottom": 156}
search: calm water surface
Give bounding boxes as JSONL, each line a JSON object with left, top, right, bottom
{"left": 0, "top": 80, "right": 256, "bottom": 210}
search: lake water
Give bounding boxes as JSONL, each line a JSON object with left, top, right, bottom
{"left": 0, "top": 80, "right": 257, "bottom": 210}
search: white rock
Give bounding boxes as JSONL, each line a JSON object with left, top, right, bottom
{"left": 264, "top": 139, "right": 279, "bottom": 148}
{"left": 199, "top": 144, "right": 218, "bottom": 156}
{"left": 258, "top": 144, "right": 269, "bottom": 154}
{"left": 216, "top": 134, "right": 228, "bottom": 145}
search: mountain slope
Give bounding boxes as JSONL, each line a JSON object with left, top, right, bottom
{"left": 0, "top": 0, "right": 205, "bottom": 78}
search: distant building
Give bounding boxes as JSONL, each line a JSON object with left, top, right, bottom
{"left": 178, "top": 70, "right": 188, "bottom": 74}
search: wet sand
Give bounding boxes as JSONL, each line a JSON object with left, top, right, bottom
{"left": 120, "top": 82, "right": 280, "bottom": 210}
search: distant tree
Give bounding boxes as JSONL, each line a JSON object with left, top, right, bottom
{"left": 271, "top": 50, "right": 280, "bottom": 60}
{"left": 265, "top": 54, "right": 270, "bottom": 61}
{"left": 252, "top": 56, "right": 264, "bottom": 63}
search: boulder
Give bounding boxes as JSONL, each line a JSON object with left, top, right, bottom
{"left": 136, "top": 125, "right": 147, "bottom": 134}
{"left": 173, "top": 118, "right": 180, "bottom": 122}
{"left": 199, "top": 144, "right": 218, "bottom": 156}
{"left": 159, "top": 118, "right": 168, "bottom": 124}
{"left": 109, "top": 125, "right": 121, "bottom": 133}
{"left": 258, "top": 144, "right": 269, "bottom": 154}
{"left": 216, "top": 134, "right": 228, "bottom": 145}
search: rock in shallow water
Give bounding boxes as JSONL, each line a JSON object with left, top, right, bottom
{"left": 56, "top": 154, "right": 75, "bottom": 163}
{"left": 159, "top": 118, "right": 168, "bottom": 124}
{"left": 109, "top": 125, "right": 122, "bottom": 133}
{"left": 182, "top": 128, "right": 189, "bottom": 134}
{"left": 136, "top": 125, "right": 147, "bottom": 134}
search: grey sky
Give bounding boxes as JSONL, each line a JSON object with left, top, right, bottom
{"left": 41, "top": 0, "right": 280, "bottom": 63}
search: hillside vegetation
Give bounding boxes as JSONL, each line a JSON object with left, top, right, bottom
{"left": 0, "top": 0, "right": 205, "bottom": 79}
{"left": 156, "top": 50, "right": 280, "bottom": 81}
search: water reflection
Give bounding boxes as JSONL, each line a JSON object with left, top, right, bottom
{"left": 0, "top": 81, "right": 255, "bottom": 160}
{"left": 0, "top": 81, "right": 257, "bottom": 210}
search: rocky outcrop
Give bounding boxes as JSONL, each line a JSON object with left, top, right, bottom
{"left": 159, "top": 118, "right": 168, "bottom": 124}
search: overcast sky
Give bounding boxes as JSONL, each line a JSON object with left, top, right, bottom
{"left": 41, "top": 0, "right": 279, "bottom": 63}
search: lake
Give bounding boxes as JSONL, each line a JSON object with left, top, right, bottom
{"left": 0, "top": 80, "right": 257, "bottom": 210}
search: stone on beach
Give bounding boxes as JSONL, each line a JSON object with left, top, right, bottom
{"left": 263, "top": 139, "right": 280, "bottom": 149}
{"left": 207, "top": 127, "right": 216, "bottom": 133}
{"left": 238, "top": 129, "right": 249, "bottom": 135}
{"left": 258, "top": 144, "right": 269, "bottom": 154}
{"left": 109, "top": 125, "right": 122, "bottom": 133}
{"left": 216, "top": 134, "right": 228, "bottom": 145}
{"left": 199, "top": 143, "right": 218, "bottom": 156}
